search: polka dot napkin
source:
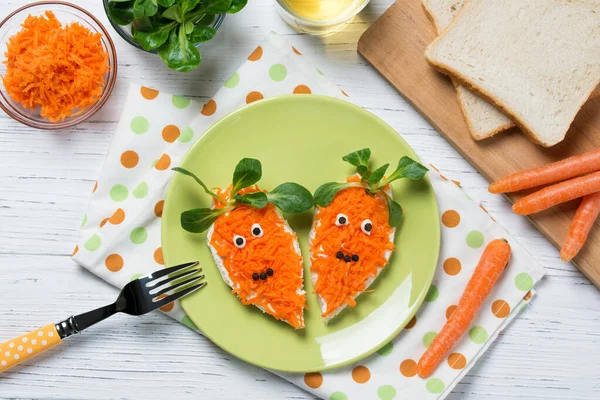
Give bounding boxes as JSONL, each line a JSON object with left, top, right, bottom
{"left": 73, "top": 33, "right": 545, "bottom": 399}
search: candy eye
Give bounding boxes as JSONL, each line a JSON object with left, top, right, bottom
{"left": 361, "top": 219, "right": 373, "bottom": 235}
{"left": 251, "top": 223, "right": 263, "bottom": 238}
{"left": 233, "top": 235, "right": 246, "bottom": 249}
{"left": 335, "top": 213, "right": 349, "bottom": 226}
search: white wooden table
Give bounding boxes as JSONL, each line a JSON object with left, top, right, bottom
{"left": 0, "top": 1, "right": 598, "bottom": 399}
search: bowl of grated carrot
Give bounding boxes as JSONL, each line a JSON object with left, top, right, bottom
{"left": 0, "top": 1, "right": 117, "bottom": 129}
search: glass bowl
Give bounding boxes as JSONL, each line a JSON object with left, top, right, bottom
{"left": 275, "top": 0, "right": 370, "bottom": 35}
{"left": 0, "top": 1, "right": 117, "bottom": 130}
{"left": 102, "top": 0, "right": 225, "bottom": 54}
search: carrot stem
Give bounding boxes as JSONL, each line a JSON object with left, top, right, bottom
{"left": 489, "top": 148, "right": 600, "bottom": 194}
{"left": 560, "top": 192, "right": 600, "bottom": 262}
{"left": 512, "top": 171, "right": 600, "bottom": 215}
{"left": 417, "top": 239, "right": 511, "bottom": 378}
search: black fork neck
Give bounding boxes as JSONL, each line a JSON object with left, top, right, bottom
{"left": 57, "top": 302, "right": 119, "bottom": 339}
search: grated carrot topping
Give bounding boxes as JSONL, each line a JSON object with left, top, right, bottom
{"left": 310, "top": 175, "right": 395, "bottom": 317}
{"left": 3, "top": 11, "right": 109, "bottom": 122}
{"left": 210, "top": 186, "right": 306, "bottom": 329}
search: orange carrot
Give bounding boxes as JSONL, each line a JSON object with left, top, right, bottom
{"left": 417, "top": 239, "right": 511, "bottom": 378}
{"left": 489, "top": 148, "right": 600, "bottom": 194}
{"left": 560, "top": 192, "right": 600, "bottom": 262}
{"left": 512, "top": 171, "right": 600, "bottom": 215}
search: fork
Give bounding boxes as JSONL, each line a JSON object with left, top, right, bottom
{"left": 0, "top": 261, "right": 205, "bottom": 373}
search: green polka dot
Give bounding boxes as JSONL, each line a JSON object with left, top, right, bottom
{"left": 130, "top": 227, "right": 148, "bottom": 244}
{"left": 130, "top": 116, "right": 149, "bottom": 134}
{"left": 182, "top": 316, "right": 198, "bottom": 330}
{"left": 110, "top": 184, "right": 129, "bottom": 202}
{"left": 132, "top": 182, "right": 149, "bottom": 199}
{"left": 425, "top": 284, "right": 439, "bottom": 302}
{"left": 84, "top": 234, "right": 101, "bottom": 251}
{"left": 269, "top": 63, "right": 287, "bottom": 81}
{"left": 377, "top": 341, "right": 394, "bottom": 356}
{"left": 423, "top": 331, "right": 437, "bottom": 348}
{"left": 179, "top": 126, "right": 194, "bottom": 143}
{"left": 426, "top": 378, "right": 445, "bottom": 394}
{"left": 130, "top": 273, "right": 144, "bottom": 281}
{"left": 224, "top": 72, "right": 240, "bottom": 88}
{"left": 469, "top": 326, "right": 488, "bottom": 344}
{"left": 515, "top": 272, "right": 534, "bottom": 291}
{"left": 81, "top": 214, "right": 87, "bottom": 228}
{"left": 151, "top": 160, "right": 158, "bottom": 168}
{"left": 377, "top": 385, "right": 396, "bottom": 400}
{"left": 466, "top": 230, "right": 485, "bottom": 248}
{"left": 330, "top": 393, "right": 348, "bottom": 400}
{"left": 172, "top": 95, "right": 191, "bottom": 109}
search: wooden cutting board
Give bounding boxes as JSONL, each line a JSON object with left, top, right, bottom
{"left": 358, "top": 0, "right": 600, "bottom": 288}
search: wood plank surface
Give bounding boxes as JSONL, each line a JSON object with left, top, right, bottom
{"left": 358, "top": 0, "right": 600, "bottom": 288}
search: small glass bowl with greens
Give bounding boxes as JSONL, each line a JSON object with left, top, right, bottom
{"left": 103, "top": 0, "right": 247, "bottom": 72}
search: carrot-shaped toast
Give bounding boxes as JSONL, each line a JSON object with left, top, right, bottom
{"left": 311, "top": 149, "right": 428, "bottom": 321}
{"left": 489, "top": 148, "right": 600, "bottom": 194}
{"left": 512, "top": 171, "right": 600, "bottom": 215}
{"left": 173, "top": 159, "right": 313, "bottom": 329}
{"left": 417, "top": 239, "right": 511, "bottom": 378}
{"left": 560, "top": 192, "right": 600, "bottom": 262}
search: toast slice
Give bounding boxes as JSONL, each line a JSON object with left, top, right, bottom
{"left": 426, "top": 0, "right": 600, "bottom": 147}
{"left": 309, "top": 179, "right": 395, "bottom": 323}
{"left": 207, "top": 188, "right": 306, "bottom": 329}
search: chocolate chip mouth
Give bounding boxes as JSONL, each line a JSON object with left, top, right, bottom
{"left": 336, "top": 251, "right": 359, "bottom": 262}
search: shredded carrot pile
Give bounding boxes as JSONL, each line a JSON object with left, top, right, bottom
{"left": 210, "top": 186, "right": 307, "bottom": 329}
{"left": 3, "top": 11, "right": 109, "bottom": 122}
{"left": 311, "top": 175, "right": 395, "bottom": 317}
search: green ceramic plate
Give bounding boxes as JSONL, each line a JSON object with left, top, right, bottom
{"left": 162, "top": 95, "right": 440, "bottom": 373}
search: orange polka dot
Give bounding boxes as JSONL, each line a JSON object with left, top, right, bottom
{"left": 155, "top": 154, "right": 171, "bottom": 171}
{"left": 72, "top": 245, "right": 79, "bottom": 256}
{"left": 446, "top": 305, "right": 457, "bottom": 320}
{"left": 341, "top": 90, "right": 350, "bottom": 97}
{"left": 303, "top": 372, "right": 323, "bottom": 388}
{"left": 157, "top": 294, "right": 174, "bottom": 312}
{"left": 105, "top": 254, "right": 124, "bottom": 272}
{"left": 443, "top": 257, "right": 461, "bottom": 276}
{"left": 201, "top": 99, "right": 217, "bottom": 116}
{"left": 140, "top": 86, "right": 159, "bottom": 100}
{"left": 248, "top": 45, "right": 263, "bottom": 61}
{"left": 120, "top": 150, "right": 139, "bottom": 169}
{"left": 154, "top": 247, "right": 164, "bottom": 265}
{"left": 523, "top": 291, "right": 532, "bottom": 301}
{"left": 246, "top": 91, "right": 264, "bottom": 104}
{"left": 100, "top": 218, "right": 109, "bottom": 228}
{"left": 442, "top": 210, "right": 460, "bottom": 228}
{"left": 492, "top": 300, "right": 510, "bottom": 318}
{"left": 93, "top": 181, "right": 98, "bottom": 192}
{"left": 155, "top": 200, "right": 165, "bottom": 218}
{"left": 292, "top": 46, "right": 302, "bottom": 55}
{"left": 447, "top": 353, "right": 466, "bottom": 369}
{"left": 109, "top": 208, "right": 126, "bottom": 225}
{"left": 293, "top": 84, "right": 312, "bottom": 94}
{"left": 400, "top": 359, "right": 417, "bottom": 377}
{"left": 351, "top": 366, "right": 370, "bottom": 383}
{"left": 405, "top": 315, "right": 417, "bottom": 329}
{"left": 161, "top": 125, "right": 180, "bottom": 143}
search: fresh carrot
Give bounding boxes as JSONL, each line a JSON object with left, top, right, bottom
{"left": 417, "top": 239, "right": 511, "bottom": 378}
{"left": 512, "top": 171, "right": 600, "bottom": 215}
{"left": 489, "top": 148, "right": 600, "bottom": 194}
{"left": 560, "top": 192, "right": 600, "bottom": 262}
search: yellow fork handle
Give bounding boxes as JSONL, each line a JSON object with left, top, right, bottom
{"left": 0, "top": 324, "right": 62, "bottom": 373}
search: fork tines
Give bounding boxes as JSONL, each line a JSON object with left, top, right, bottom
{"left": 141, "top": 261, "right": 206, "bottom": 309}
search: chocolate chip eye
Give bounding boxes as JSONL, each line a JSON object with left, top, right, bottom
{"left": 251, "top": 223, "right": 263, "bottom": 238}
{"left": 361, "top": 219, "right": 373, "bottom": 235}
{"left": 233, "top": 235, "right": 246, "bottom": 248}
{"left": 335, "top": 213, "right": 349, "bottom": 226}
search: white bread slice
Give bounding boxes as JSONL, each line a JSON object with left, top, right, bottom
{"left": 207, "top": 207, "right": 305, "bottom": 329}
{"left": 425, "top": 0, "right": 600, "bottom": 147}
{"left": 309, "top": 185, "right": 395, "bottom": 323}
